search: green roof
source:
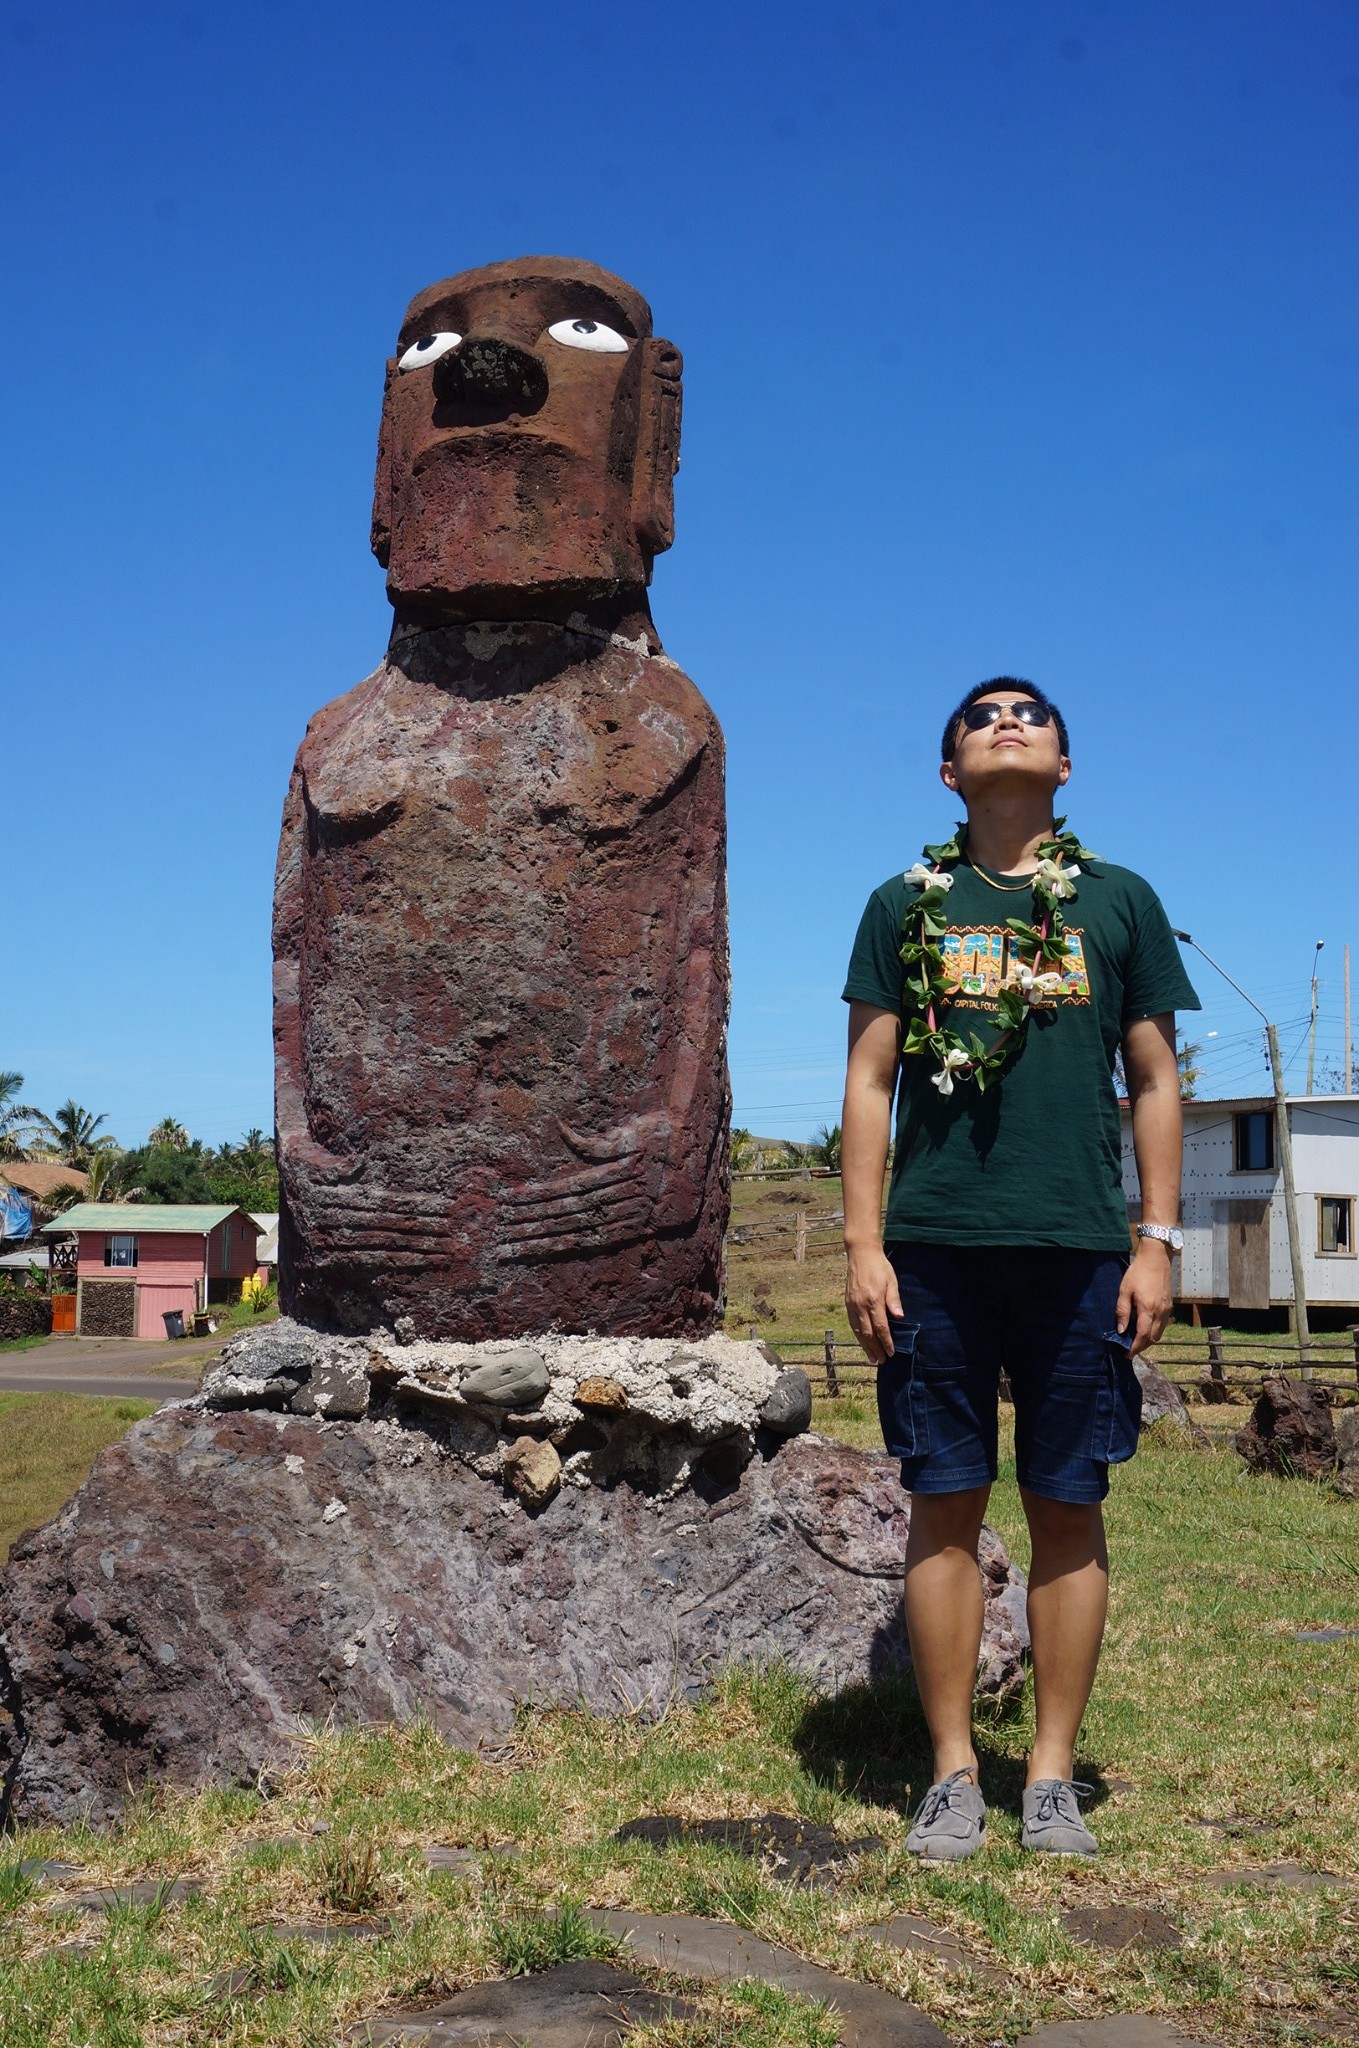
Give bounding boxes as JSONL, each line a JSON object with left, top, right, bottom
{"left": 43, "top": 1204, "right": 251, "bottom": 1236}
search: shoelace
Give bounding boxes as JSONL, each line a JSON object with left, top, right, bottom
{"left": 1031, "top": 1779, "right": 1095, "bottom": 1825}
{"left": 911, "top": 1768, "right": 978, "bottom": 1828}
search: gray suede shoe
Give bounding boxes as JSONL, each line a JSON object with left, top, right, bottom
{"left": 1021, "top": 1778, "right": 1098, "bottom": 1856}
{"left": 906, "top": 1768, "right": 986, "bottom": 1861}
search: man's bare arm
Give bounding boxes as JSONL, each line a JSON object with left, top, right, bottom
{"left": 842, "top": 1001, "right": 903, "bottom": 1364}
{"left": 1118, "top": 1013, "right": 1183, "bottom": 1356}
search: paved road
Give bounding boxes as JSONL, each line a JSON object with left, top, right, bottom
{"left": 0, "top": 1332, "right": 224, "bottom": 1405}
{"left": 0, "top": 1373, "right": 197, "bottom": 1403}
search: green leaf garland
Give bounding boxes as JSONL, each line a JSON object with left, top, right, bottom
{"left": 898, "top": 821, "right": 1098, "bottom": 1097}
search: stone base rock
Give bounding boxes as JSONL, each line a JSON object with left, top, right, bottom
{"left": 1235, "top": 1375, "right": 1337, "bottom": 1480}
{"left": 0, "top": 1412, "right": 1027, "bottom": 1826}
{"left": 201, "top": 1320, "right": 815, "bottom": 1498}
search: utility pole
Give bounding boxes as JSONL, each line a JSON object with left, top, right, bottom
{"left": 1306, "top": 940, "right": 1324, "bottom": 1095}
{"left": 1346, "top": 943, "right": 1353, "bottom": 1095}
{"left": 1174, "top": 932, "right": 1311, "bottom": 1372}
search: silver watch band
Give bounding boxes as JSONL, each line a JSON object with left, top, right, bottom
{"left": 1136, "top": 1223, "right": 1179, "bottom": 1246}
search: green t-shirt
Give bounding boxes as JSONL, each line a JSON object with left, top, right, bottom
{"left": 842, "top": 856, "right": 1201, "bottom": 1250}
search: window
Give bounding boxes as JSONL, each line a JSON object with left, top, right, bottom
{"left": 1233, "top": 1111, "right": 1275, "bottom": 1172}
{"left": 104, "top": 1234, "right": 138, "bottom": 1268}
{"left": 1319, "top": 1197, "right": 1355, "bottom": 1257}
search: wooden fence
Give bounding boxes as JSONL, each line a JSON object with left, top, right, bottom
{"left": 737, "top": 1324, "right": 1359, "bottom": 1401}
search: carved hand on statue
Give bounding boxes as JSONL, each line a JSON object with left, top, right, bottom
{"left": 496, "top": 1112, "right": 676, "bottom": 1262}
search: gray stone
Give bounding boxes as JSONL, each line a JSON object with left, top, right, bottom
{"left": 758, "top": 1368, "right": 813, "bottom": 1438}
{"left": 1061, "top": 1904, "right": 1182, "bottom": 1952}
{"left": 459, "top": 1347, "right": 551, "bottom": 1409}
{"left": 1018, "top": 2023, "right": 1223, "bottom": 2047}
{"left": 862, "top": 1911, "right": 1007, "bottom": 1982}
{"left": 51, "top": 1879, "right": 200, "bottom": 1915}
{"left": 615, "top": 1812, "right": 883, "bottom": 1886}
{"left": 1334, "top": 1405, "right": 1359, "bottom": 1496}
{"left": 421, "top": 1844, "right": 479, "bottom": 1874}
{"left": 0, "top": 1418, "right": 1027, "bottom": 1824}
{"left": 292, "top": 1347, "right": 371, "bottom": 1420}
{"left": 348, "top": 1960, "right": 692, "bottom": 2045}
{"left": 261, "top": 1916, "right": 391, "bottom": 1943}
{"left": 1133, "top": 1358, "right": 1202, "bottom": 1437}
{"left": 1294, "top": 1626, "right": 1359, "bottom": 1643}
{"left": 18, "top": 1858, "right": 85, "bottom": 1884}
{"left": 1203, "top": 1861, "right": 1347, "bottom": 1891}
{"left": 587, "top": 1910, "right": 951, "bottom": 2047}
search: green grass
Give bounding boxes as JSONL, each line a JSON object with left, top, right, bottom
{"left": 0, "top": 1330, "right": 51, "bottom": 1355}
{"left": 0, "top": 1392, "right": 156, "bottom": 1561}
{"left": 1, "top": 1415, "right": 1356, "bottom": 2045}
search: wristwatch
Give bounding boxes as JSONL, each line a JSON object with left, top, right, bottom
{"left": 1136, "top": 1223, "right": 1184, "bottom": 1252}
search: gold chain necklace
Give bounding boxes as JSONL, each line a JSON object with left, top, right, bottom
{"left": 965, "top": 855, "right": 1036, "bottom": 894}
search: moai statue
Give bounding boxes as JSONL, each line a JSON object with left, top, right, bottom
{"left": 274, "top": 258, "right": 729, "bottom": 1338}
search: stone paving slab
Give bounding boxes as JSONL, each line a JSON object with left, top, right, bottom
{"left": 587, "top": 1909, "right": 952, "bottom": 2046}
{"left": 861, "top": 1910, "right": 1009, "bottom": 1983}
{"left": 347, "top": 1958, "right": 694, "bottom": 2044}
{"left": 1017, "top": 2021, "right": 1224, "bottom": 2047}
{"left": 1203, "top": 1862, "right": 1348, "bottom": 1891}
{"left": 1061, "top": 1905, "right": 1183, "bottom": 1953}
{"left": 615, "top": 1811, "right": 884, "bottom": 1886}
{"left": 47, "top": 1879, "right": 201, "bottom": 1915}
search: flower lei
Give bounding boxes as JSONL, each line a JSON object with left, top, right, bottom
{"left": 899, "top": 818, "right": 1099, "bottom": 1096}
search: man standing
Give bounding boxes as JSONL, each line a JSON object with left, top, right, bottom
{"left": 840, "top": 677, "right": 1199, "bottom": 1859}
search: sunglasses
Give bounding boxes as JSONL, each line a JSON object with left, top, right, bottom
{"left": 959, "top": 700, "right": 1053, "bottom": 733}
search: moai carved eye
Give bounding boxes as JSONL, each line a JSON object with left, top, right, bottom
{"left": 546, "top": 317, "right": 630, "bottom": 354}
{"left": 397, "top": 332, "right": 463, "bottom": 371}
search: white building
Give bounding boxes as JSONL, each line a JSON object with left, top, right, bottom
{"left": 1120, "top": 1095, "right": 1359, "bottom": 1313}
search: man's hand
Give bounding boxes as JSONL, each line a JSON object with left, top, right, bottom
{"left": 1115, "top": 1241, "right": 1174, "bottom": 1357}
{"left": 845, "top": 1245, "right": 904, "bottom": 1364}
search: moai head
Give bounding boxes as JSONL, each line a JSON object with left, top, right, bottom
{"left": 372, "top": 256, "right": 682, "bottom": 617}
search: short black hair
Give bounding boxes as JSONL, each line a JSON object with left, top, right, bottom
{"left": 940, "top": 676, "right": 1069, "bottom": 761}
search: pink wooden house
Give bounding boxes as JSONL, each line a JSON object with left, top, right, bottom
{"left": 43, "top": 1204, "right": 260, "bottom": 1341}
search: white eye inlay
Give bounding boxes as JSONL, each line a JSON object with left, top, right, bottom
{"left": 397, "top": 331, "right": 463, "bottom": 372}
{"left": 547, "top": 317, "right": 630, "bottom": 354}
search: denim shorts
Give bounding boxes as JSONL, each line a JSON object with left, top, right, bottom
{"left": 878, "top": 1244, "right": 1142, "bottom": 1505}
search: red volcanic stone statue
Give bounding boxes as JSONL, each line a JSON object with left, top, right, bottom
{"left": 274, "top": 258, "right": 729, "bottom": 1338}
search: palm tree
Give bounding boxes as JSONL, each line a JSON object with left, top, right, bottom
{"left": 0, "top": 1071, "right": 44, "bottom": 1159}
{"left": 33, "top": 1099, "right": 116, "bottom": 1170}
{"left": 811, "top": 1122, "right": 842, "bottom": 1172}
{"left": 147, "top": 1116, "right": 190, "bottom": 1152}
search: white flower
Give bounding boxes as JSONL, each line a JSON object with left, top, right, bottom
{"left": 1033, "top": 971, "right": 1064, "bottom": 996}
{"left": 1035, "top": 858, "right": 1080, "bottom": 899}
{"left": 930, "top": 1048, "right": 971, "bottom": 1096}
{"left": 904, "top": 863, "right": 953, "bottom": 892}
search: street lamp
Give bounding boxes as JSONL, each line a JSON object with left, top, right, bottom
{"left": 1172, "top": 930, "right": 1311, "bottom": 1370}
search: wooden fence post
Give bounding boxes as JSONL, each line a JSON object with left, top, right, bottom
{"left": 824, "top": 1328, "right": 840, "bottom": 1398}
{"left": 1351, "top": 1324, "right": 1359, "bottom": 1383}
{"left": 794, "top": 1210, "right": 808, "bottom": 1264}
{"left": 1207, "top": 1326, "right": 1226, "bottom": 1384}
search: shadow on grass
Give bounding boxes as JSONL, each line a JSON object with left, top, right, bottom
{"left": 791, "top": 1671, "right": 1031, "bottom": 1815}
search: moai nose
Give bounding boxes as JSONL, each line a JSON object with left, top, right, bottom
{"left": 432, "top": 335, "right": 549, "bottom": 416}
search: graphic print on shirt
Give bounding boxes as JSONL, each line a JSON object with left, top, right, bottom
{"left": 940, "top": 926, "right": 1091, "bottom": 1012}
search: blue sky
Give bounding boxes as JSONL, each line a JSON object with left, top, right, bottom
{"left": 5, "top": 0, "right": 1357, "bottom": 1148}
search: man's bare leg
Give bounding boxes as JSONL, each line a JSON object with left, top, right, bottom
{"left": 1020, "top": 1489, "right": 1108, "bottom": 1785}
{"left": 903, "top": 1485, "right": 991, "bottom": 1782}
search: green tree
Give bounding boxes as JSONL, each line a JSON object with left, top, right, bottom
{"left": 32, "top": 1099, "right": 116, "bottom": 1169}
{"left": 1176, "top": 1033, "right": 1204, "bottom": 1101}
{"left": 730, "top": 1127, "right": 755, "bottom": 1172}
{"left": 811, "top": 1122, "right": 842, "bottom": 1171}
{"left": 147, "top": 1116, "right": 190, "bottom": 1151}
{"left": 119, "top": 1143, "right": 216, "bottom": 1204}
{"left": 0, "top": 1071, "right": 44, "bottom": 1159}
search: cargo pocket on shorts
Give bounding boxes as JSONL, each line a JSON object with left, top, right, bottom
{"left": 1098, "top": 1336, "right": 1143, "bottom": 1465}
{"left": 876, "top": 1319, "right": 926, "bottom": 1460}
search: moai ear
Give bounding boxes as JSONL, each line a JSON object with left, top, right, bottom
{"left": 370, "top": 362, "right": 395, "bottom": 568}
{"left": 630, "top": 337, "right": 683, "bottom": 560}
